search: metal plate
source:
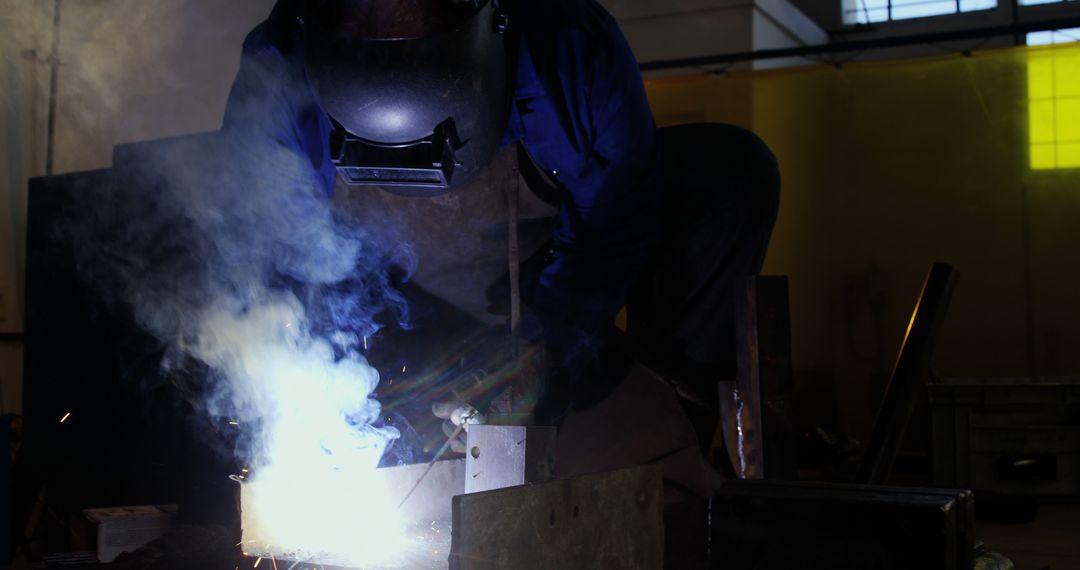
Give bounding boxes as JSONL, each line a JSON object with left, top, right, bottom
{"left": 464, "top": 425, "right": 556, "bottom": 494}
{"left": 240, "top": 459, "right": 465, "bottom": 569}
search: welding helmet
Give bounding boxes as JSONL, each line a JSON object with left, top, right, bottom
{"left": 302, "top": 0, "right": 512, "bottom": 196}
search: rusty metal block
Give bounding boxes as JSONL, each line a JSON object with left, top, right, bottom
{"left": 450, "top": 465, "right": 664, "bottom": 570}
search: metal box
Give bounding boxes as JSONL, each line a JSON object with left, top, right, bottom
{"left": 711, "top": 480, "right": 973, "bottom": 570}
{"left": 83, "top": 504, "right": 177, "bottom": 563}
{"left": 930, "top": 377, "right": 1080, "bottom": 498}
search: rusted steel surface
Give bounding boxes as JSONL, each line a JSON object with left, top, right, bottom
{"left": 726, "top": 275, "right": 796, "bottom": 480}
{"left": 450, "top": 465, "right": 664, "bottom": 570}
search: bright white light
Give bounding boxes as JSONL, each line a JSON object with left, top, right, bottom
{"left": 842, "top": 0, "right": 998, "bottom": 24}
{"left": 376, "top": 109, "right": 410, "bottom": 134}
{"left": 191, "top": 295, "right": 404, "bottom": 567}
{"left": 1027, "top": 27, "right": 1080, "bottom": 45}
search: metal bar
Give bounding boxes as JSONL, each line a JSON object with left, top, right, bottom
{"left": 726, "top": 276, "right": 797, "bottom": 481}
{"left": 856, "top": 263, "right": 958, "bottom": 485}
{"left": 638, "top": 16, "right": 1080, "bottom": 71}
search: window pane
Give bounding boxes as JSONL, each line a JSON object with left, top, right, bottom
{"left": 1027, "top": 57, "right": 1054, "bottom": 99}
{"left": 842, "top": 0, "right": 889, "bottom": 24}
{"left": 1057, "top": 98, "right": 1080, "bottom": 141}
{"left": 1054, "top": 50, "right": 1080, "bottom": 97}
{"left": 1030, "top": 100, "right": 1056, "bottom": 143}
{"left": 1028, "top": 45, "right": 1080, "bottom": 170}
{"left": 1031, "top": 143, "right": 1057, "bottom": 169}
{"left": 1027, "top": 27, "right": 1080, "bottom": 46}
{"left": 842, "top": 0, "right": 996, "bottom": 24}
{"left": 891, "top": 0, "right": 957, "bottom": 20}
{"left": 1059, "top": 142, "right": 1080, "bottom": 169}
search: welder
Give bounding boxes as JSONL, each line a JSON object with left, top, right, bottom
{"left": 222, "top": 0, "right": 779, "bottom": 498}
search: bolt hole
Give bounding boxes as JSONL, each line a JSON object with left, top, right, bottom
{"left": 548, "top": 510, "right": 556, "bottom": 527}
{"left": 572, "top": 506, "right": 580, "bottom": 519}
{"left": 470, "top": 446, "right": 480, "bottom": 459}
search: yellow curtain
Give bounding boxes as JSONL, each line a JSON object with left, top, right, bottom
{"left": 645, "top": 43, "right": 1080, "bottom": 433}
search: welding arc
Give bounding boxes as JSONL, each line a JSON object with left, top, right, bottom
{"left": 397, "top": 424, "right": 464, "bottom": 509}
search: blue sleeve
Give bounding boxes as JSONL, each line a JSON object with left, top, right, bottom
{"left": 222, "top": 21, "right": 337, "bottom": 198}
{"left": 525, "top": 6, "right": 661, "bottom": 342}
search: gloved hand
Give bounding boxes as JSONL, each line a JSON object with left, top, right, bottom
{"left": 428, "top": 332, "right": 548, "bottom": 452}
{"left": 431, "top": 399, "right": 487, "bottom": 454}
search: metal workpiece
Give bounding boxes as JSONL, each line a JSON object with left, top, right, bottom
{"left": 240, "top": 459, "right": 465, "bottom": 569}
{"left": 931, "top": 376, "right": 1080, "bottom": 497}
{"left": 711, "top": 480, "right": 974, "bottom": 570}
{"left": 450, "top": 465, "right": 664, "bottom": 570}
{"left": 857, "top": 262, "right": 957, "bottom": 485}
{"left": 464, "top": 425, "right": 556, "bottom": 494}
{"left": 724, "top": 275, "right": 796, "bottom": 481}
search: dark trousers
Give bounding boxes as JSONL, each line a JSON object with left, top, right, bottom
{"left": 628, "top": 122, "right": 781, "bottom": 410}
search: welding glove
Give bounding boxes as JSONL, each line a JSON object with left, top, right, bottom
{"left": 432, "top": 399, "right": 486, "bottom": 454}
{"left": 429, "top": 333, "right": 549, "bottom": 452}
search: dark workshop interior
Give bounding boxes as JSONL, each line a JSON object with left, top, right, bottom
{"left": 1, "top": 0, "right": 1080, "bottom": 569}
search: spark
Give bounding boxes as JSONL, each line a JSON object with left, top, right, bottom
{"left": 59, "top": 412, "right": 71, "bottom": 423}
{"left": 363, "top": 336, "right": 368, "bottom": 350}
{"left": 229, "top": 420, "right": 240, "bottom": 426}
{"left": 253, "top": 557, "right": 263, "bottom": 568}
{"left": 271, "top": 554, "right": 279, "bottom": 570}
{"left": 402, "top": 364, "right": 407, "bottom": 373}
{"left": 242, "top": 468, "right": 249, "bottom": 473}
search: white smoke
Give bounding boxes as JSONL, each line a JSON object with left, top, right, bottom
{"left": 63, "top": 103, "right": 413, "bottom": 564}
{"left": 192, "top": 293, "right": 406, "bottom": 565}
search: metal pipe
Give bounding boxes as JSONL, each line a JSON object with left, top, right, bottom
{"left": 856, "top": 262, "right": 957, "bottom": 485}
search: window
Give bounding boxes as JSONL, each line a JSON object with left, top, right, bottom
{"left": 1020, "top": 0, "right": 1079, "bottom": 6}
{"left": 1028, "top": 43, "right": 1080, "bottom": 169}
{"left": 842, "top": 0, "right": 997, "bottom": 25}
{"left": 1027, "top": 27, "right": 1080, "bottom": 45}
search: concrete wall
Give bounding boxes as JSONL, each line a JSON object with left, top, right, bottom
{"left": 0, "top": 0, "right": 274, "bottom": 413}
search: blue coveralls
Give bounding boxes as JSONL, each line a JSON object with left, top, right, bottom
{"left": 222, "top": 0, "right": 663, "bottom": 412}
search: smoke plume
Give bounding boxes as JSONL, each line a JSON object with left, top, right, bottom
{"left": 63, "top": 107, "right": 414, "bottom": 564}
